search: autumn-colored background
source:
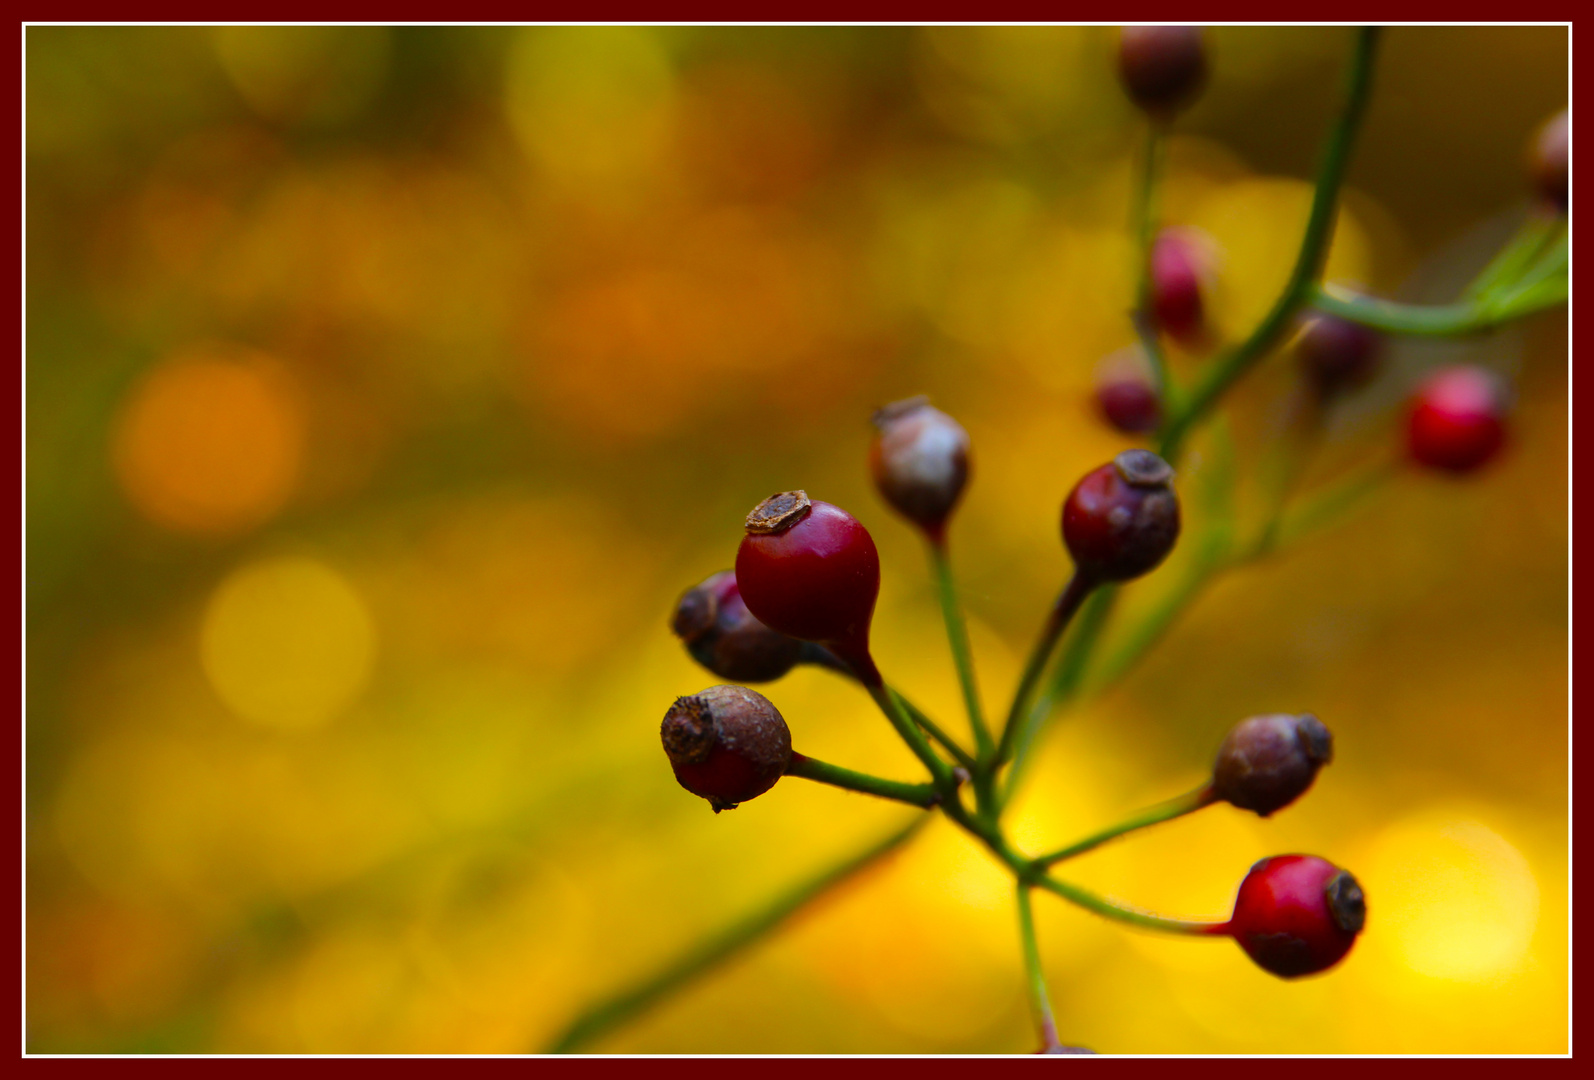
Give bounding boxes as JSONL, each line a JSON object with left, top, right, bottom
{"left": 26, "top": 25, "right": 1567, "bottom": 1054}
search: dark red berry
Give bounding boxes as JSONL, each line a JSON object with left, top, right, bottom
{"left": 1529, "top": 110, "right": 1568, "bottom": 212}
{"left": 735, "top": 491, "right": 881, "bottom": 680}
{"left": 1296, "top": 313, "right": 1384, "bottom": 400}
{"left": 661, "top": 685, "right": 792, "bottom": 812}
{"left": 1095, "top": 364, "right": 1162, "bottom": 435}
{"left": 672, "top": 571, "right": 805, "bottom": 683}
{"left": 1118, "top": 26, "right": 1208, "bottom": 118}
{"left": 1226, "top": 855, "right": 1365, "bottom": 978}
{"left": 1149, "top": 228, "right": 1213, "bottom": 348}
{"left": 868, "top": 396, "right": 971, "bottom": 545}
{"left": 1406, "top": 366, "right": 1508, "bottom": 474}
{"left": 1212, "top": 713, "right": 1333, "bottom": 817}
{"left": 1062, "top": 449, "right": 1180, "bottom": 583}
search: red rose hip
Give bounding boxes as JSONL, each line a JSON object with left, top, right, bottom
{"left": 1119, "top": 26, "right": 1208, "bottom": 119}
{"left": 1094, "top": 349, "right": 1162, "bottom": 434}
{"left": 868, "top": 396, "right": 971, "bottom": 545}
{"left": 1226, "top": 855, "right": 1365, "bottom": 978}
{"left": 1062, "top": 449, "right": 1180, "bottom": 583}
{"left": 672, "top": 570, "right": 805, "bottom": 683}
{"left": 736, "top": 491, "right": 882, "bottom": 681}
{"left": 1149, "top": 228, "right": 1213, "bottom": 348}
{"left": 661, "top": 685, "right": 793, "bottom": 812}
{"left": 1406, "top": 366, "right": 1508, "bottom": 474}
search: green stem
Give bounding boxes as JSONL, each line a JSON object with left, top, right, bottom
{"left": 993, "top": 571, "right": 1098, "bottom": 770}
{"left": 1034, "top": 785, "right": 1217, "bottom": 868}
{"left": 866, "top": 680, "right": 960, "bottom": 794}
{"left": 929, "top": 540, "right": 994, "bottom": 762}
{"left": 1001, "top": 585, "right": 1119, "bottom": 807}
{"left": 807, "top": 644, "right": 976, "bottom": 770}
{"left": 1309, "top": 277, "right": 1567, "bottom": 337}
{"left": 544, "top": 816, "right": 928, "bottom": 1053}
{"left": 1159, "top": 26, "right": 1381, "bottom": 464}
{"left": 1031, "top": 873, "right": 1225, "bottom": 937}
{"left": 1269, "top": 455, "right": 1397, "bottom": 552}
{"left": 786, "top": 752, "right": 941, "bottom": 809}
{"left": 1086, "top": 533, "right": 1228, "bottom": 696}
{"left": 1016, "top": 884, "right": 1061, "bottom": 1052}
{"left": 1464, "top": 212, "right": 1561, "bottom": 303}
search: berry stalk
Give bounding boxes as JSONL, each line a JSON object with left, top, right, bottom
{"left": 1159, "top": 26, "right": 1381, "bottom": 463}
{"left": 1309, "top": 276, "right": 1567, "bottom": 337}
{"left": 929, "top": 541, "right": 996, "bottom": 765}
{"left": 1033, "top": 784, "right": 1218, "bottom": 868}
{"left": 1016, "top": 884, "right": 1062, "bottom": 1053}
{"left": 993, "top": 570, "right": 1098, "bottom": 770}
{"left": 785, "top": 751, "right": 942, "bottom": 809}
{"left": 1030, "top": 873, "right": 1227, "bottom": 937}
{"left": 866, "top": 681, "right": 961, "bottom": 795}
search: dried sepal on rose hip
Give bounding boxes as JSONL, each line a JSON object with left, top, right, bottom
{"left": 735, "top": 490, "right": 883, "bottom": 681}
{"left": 1118, "top": 25, "right": 1208, "bottom": 119}
{"left": 661, "top": 685, "right": 792, "bottom": 813}
{"left": 1529, "top": 109, "right": 1568, "bottom": 213}
{"left": 1295, "top": 312, "right": 1384, "bottom": 402}
{"left": 672, "top": 570, "right": 805, "bottom": 683}
{"left": 1211, "top": 713, "right": 1333, "bottom": 817}
{"left": 1406, "top": 365, "right": 1509, "bottom": 475}
{"left": 1225, "top": 855, "right": 1366, "bottom": 978}
{"left": 868, "top": 396, "right": 971, "bottom": 545}
{"left": 1062, "top": 449, "right": 1181, "bottom": 583}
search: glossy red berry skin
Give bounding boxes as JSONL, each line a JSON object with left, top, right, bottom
{"left": 736, "top": 492, "right": 881, "bottom": 677}
{"left": 1530, "top": 110, "right": 1568, "bottom": 212}
{"left": 661, "top": 685, "right": 792, "bottom": 812}
{"left": 868, "top": 397, "right": 971, "bottom": 545}
{"left": 1296, "top": 314, "right": 1384, "bottom": 400}
{"left": 1212, "top": 713, "right": 1333, "bottom": 817}
{"left": 1407, "top": 366, "right": 1508, "bottom": 474}
{"left": 1062, "top": 450, "right": 1180, "bottom": 583}
{"left": 1096, "top": 376, "right": 1162, "bottom": 435}
{"left": 1150, "top": 229, "right": 1211, "bottom": 348}
{"left": 672, "top": 571, "right": 805, "bottom": 683}
{"left": 1227, "top": 855, "right": 1365, "bottom": 978}
{"left": 1119, "top": 26, "right": 1208, "bottom": 118}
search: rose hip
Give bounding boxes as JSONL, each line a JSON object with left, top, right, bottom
{"left": 1211, "top": 713, "right": 1333, "bottom": 817}
{"left": 868, "top": 396, "right": 971, "bottom": 545}
{"left": 672, "top": 570, "right": 806, "bottom": 683}
{"left": 661, "top": 685, "right": 793, "bottom": 812}
{"left": 1406, "top": 366, "right": 1508, "bottom": 474}
{"left": 1225, "top": 855, "right": 1366, "bottom": 978}
{"left": 1119, "top": 26, "right": 1208, "bottom": 119}
{"left": 1062, "top": 449, "right": 1181, "bottom": 583}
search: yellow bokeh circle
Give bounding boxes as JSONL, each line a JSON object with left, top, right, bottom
{"left": 201, "top": 556, "right": 376, "bottom": 731}
{"left": 112, "top": 346, "right": 304, "bottom": 536}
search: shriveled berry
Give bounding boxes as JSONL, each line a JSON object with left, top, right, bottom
{"left": 661, "top": 685, "right": 792, "bottom": 812}
{"left": 1062, "top": 449, "right": 1180, "bottom": 583}
{"left": 1407, "top": 366, "right": 1508, "bottom": 474}
{"left": 1296, "top": 313, "right": 1384, "bottom": 399}
{"left": 736, "top": 491, "right": 882, "bottom": 678}
{"left": 1226, "top": 855, "right": 1365, "bottom": 978}
{"left": 672, "top": 571, "right": 805, "bottom": 683}
{"left": 1149, "top": 228, "right": 1214, "bottom": 348}
{"left": 868, "top": 396, "right": 971, "bottom": 544}
{"left": 1529, "top": 110, "right": 1568, "bottom": 212}
{"left": 1212, "top": 713, "right": 1333, "bottom": 817}
{"left": 1119, "top": 26, "right": 1208, "bottom": 118}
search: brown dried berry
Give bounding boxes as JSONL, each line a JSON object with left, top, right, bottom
{"left": 671, "top": 571, "right": 805, "bottom": 683}
{"left": 1119, "top": 26, "right": 1208, "bottom": 119}
{"left": 661, "top": 685, "right": 792, "bottom": 813}
{"left": 1212, "top": 713, "right": 1333, "bottom": 817}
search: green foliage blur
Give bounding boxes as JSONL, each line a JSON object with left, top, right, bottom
{"left": 27, "top": 25, "right": 1567, "bottom": 1054}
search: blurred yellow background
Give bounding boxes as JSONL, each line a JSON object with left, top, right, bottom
{"left": 26, "top": 25, "right": 1567, "bottom": 1054}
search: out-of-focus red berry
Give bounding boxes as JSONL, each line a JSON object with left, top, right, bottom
{"left": 1407, "top": 366, "right": 1508, "bottom": 474}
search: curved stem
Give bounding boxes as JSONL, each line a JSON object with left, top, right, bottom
{"left": 1159, "top": 26, "right": 1381, "bottom": 463}
{"left": 929, "top": 540, "right": 994, "bottom": 761}
{"left": 993, "top": 571, "right": 1098, "bottom": 770}
{"left": 1309, "top": 277, "right": 1567, "bottom": 337}
{"left": 866, "top": 679, "right": 960, "bottom": 794}
{"left": 545, "top": 816, "right": 928, "bottom": 1053}
{"left": 786, "top": 752, "right": 941, "bottom": 809}
{"left": 1034, "top": 784, "right": 1217, "bottom": 868}
{"left": 1016, "top": 884, "right": 1061, "bottom": 1053}
{"left": 1031, "top": 873, "right": 1226, "bottom": 937}
{"left": 1464, "top": 212, "right": 1561, "bottom": 303}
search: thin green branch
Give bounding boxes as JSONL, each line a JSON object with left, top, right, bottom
{"left": 1464, "top": 212, "right": 1562, "bottom": 302}
{"left": 1016, "top": 885, "right": 1061, "bottom": 1052}
{"left": 1159, "top": 26, "right": 1381, "bottom": 463}
{"left": 1031, "top": 873, "right": 1226, "bottom": 937}
{"left": 1309, "top": 276, "right": 1567, "bottom": 336}
{"left": 929, "top": 541, "right": 994, "bottom": 762}
{"left": 867, "top": 681, "right": 961, "bottom": 794}
{"left": 545, "top": 816, "right": 928, "bottom": 1053}
{"left": 807, "top": 644, "right": 976, "bottom": 770}
{"left": 786, "top": 752, "right": 941, "bottom": 809}
{"left": 1034, "top": 785, "right": 1217, "bottom": 868}
{"left": 993, "top": 571, "right": 1098, "bottom": 770}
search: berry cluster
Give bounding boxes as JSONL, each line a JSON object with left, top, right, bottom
{"left": 555, "top": 26, "right": 1564, "bottom": 1055}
